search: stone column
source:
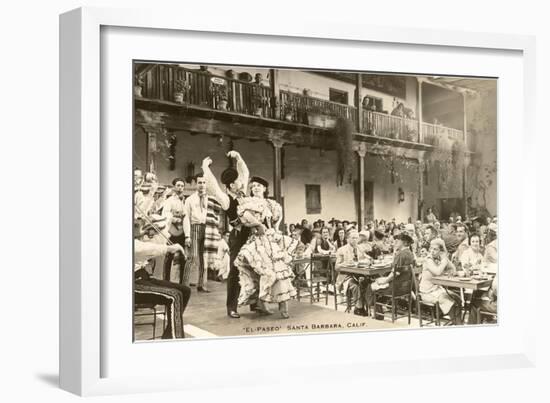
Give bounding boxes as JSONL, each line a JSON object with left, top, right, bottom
{"left": 355, "top": 142, "right": 367, "bottom": 230}
{"left": 146, "top": 130, "right": 158, "bottom": 174}
{"left": 462, "top": 93, "right": 469, "bottom": 218}
{"left": 417, "top": 151, "right": 426, "bottom": 222}
{"left": 268, "top": 132, "right": 286, "bottom": 204}
{"left": 269, "top": 68, "right": 280, "bottom": 119}
{"left": 417, "top": 77, "right": 424, "bottom": 143}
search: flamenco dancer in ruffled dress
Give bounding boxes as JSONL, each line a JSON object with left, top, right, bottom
{"left": 235, "top": 176, "right": 297, "bottom": 319}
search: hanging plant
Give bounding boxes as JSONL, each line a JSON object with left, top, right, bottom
{"left": 333, "top": 118, "right": 354, "bottom": 186}
{"left": 426, "top": 138, "right": 466, "bottom": 192}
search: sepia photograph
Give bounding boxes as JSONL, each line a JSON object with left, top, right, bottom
{"left": 132, "top": 61, "right": 498, "bottom": 341}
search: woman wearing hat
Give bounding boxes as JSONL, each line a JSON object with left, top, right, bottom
{"left": 419, "top": 238, "right": 463, "bottom": 325}
{"left": 366, "top": 233, "right": 415, "bottom": 317}
{"left": 234, "top": 176, "right": 297, "bottom": 318}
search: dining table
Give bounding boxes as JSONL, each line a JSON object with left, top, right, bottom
{"left": 430, "top": 274, "right": 494, "bottom": 322}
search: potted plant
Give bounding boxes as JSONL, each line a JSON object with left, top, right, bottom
{"left": 282, "top": 97, "right": 296, "bottom": 122}
{"left": 134, "top": 75, "right": 144, "bottom": 97}
{"left": 251, "top": 85, "right": 267, "bottom": 116}
{"left": 173, "top": 78, "right": 191, "bottom": 104}
{"left": 210, "top": 82, "right": 229, "bottom": 111}
{"left": 304, "top": 102, "right": 338, "bottom": 128}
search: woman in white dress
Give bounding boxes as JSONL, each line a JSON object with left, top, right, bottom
{"left": 234, "top": 176, "right": 297, "bottom": 319}
{"left": 419, "top": 238, "right": 463, "bottom": 325}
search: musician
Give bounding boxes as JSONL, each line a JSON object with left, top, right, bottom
{"left": 162, "top": 177, "right": 187, "bottom": 283}
{"left": 134, "top": 219, "right": 191, "bottom": 339}
{"left": 182, "top": 173, "right": 212, "bottom": 292}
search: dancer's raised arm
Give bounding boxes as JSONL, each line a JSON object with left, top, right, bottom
{"left": 227, "top": 151, "right": 249, "bottom": 194}
{"left": 201, "top": 156, "right": 230, "bottom": 210}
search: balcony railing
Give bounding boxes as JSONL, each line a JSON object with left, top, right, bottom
{"left": 361, "top": 109, "right": 419, "bottom": 142}
{"left": 140, "top": 64, "right": 274, "bottom": 118}
{"left": 137, "top": 64, "right": 464, "bottom": 148}
{"left": 421, "top": 122, "right": 464, "bottom": 147}
{"left": 279, "top": 90, "right": 356, "bottom": 127}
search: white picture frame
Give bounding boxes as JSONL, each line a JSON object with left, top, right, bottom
{"left": 60, "top": 6, "right": 537, "bottom": 396}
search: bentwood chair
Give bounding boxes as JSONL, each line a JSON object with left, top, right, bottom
{"left": 479, "top": 310, "right": 498, "bottom": 324}
{"left": 307, "top": 254, "right": 331, "bottom": 305}
{"left": 134, "top": 297, "right": 167, "bottom": 340}
{"left": 372, "top": 265, "right": 414, "bottom": 323}
{"left": 411, "top": 271, "right": 441, "bottom": 327}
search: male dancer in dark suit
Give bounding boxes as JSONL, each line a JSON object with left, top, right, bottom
{"left": 200, "top": 151, "right": 265, "bottom": 318}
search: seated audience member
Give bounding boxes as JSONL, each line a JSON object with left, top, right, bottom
{"left": 134, "top": 220, "right": 191, "bottom": 339}
{"left": 422, "top": 225, "right": 438, "bottom": 250}
{"left": 452, "top": 223, "right": 470, "bottom": 266}
{"left": 426, "top": 207, "right": 437, "bottom": 224}
{"left": 334, "top": 230, "right": 372, "bottom": 316}
{"left": 317, "top": 227, "right": 336, "bottom": 255}
{"left": 365, "top": 233, "right": 415, "bottom": 317}
{"left": 460, "top": 233, "right": 484, "bottom": 273}
{"left": 419, "top": 239, "right": 463, "bottom": 325}
{"left": 358, "top": 230, "right": 373, "bottom": 253}
{"left": 369, "top": 230, "right": 389, "bottom": 259}
{"left": 483, "top": 223, "right": 498, "bottom": 273}
{"left": 468, "top": 273, "right": 498, "bottom": 324}
{"left": 333, "top": 227, "right": 347, "bottom": 249}
{"left": 300, "top": 219, "right": 313, "bottom": 246}
{"left": 404, "top": 223, "right": 419, "bottom": 253}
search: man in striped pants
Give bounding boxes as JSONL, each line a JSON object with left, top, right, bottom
{"left": 183, "top": 174, "right": 210, "bottom": 292}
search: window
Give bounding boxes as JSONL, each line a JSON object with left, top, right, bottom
{"left": 329, "top": 88, "right": 348, "bottom": 105}
{"left": 305, "top": 184, "right": 321, "bottom": 215}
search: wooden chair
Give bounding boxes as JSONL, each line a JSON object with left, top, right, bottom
{"left": 411, "top": 270, "right": 441, "bottom": 327}
{"left": 479, "top": 310, "right": 498, "bottom": 324}
{"left": 134, "top": 295, "right": 167, "bottom": 340}
{"left": 372, "top": 265, "right": 413, "bottom": 323}
{"left": 307, "top": 255, "right": 330, "bottom": 305}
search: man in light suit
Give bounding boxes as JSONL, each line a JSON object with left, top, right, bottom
{"left": 335, "top": 229, "right": 372, "bottom": 316}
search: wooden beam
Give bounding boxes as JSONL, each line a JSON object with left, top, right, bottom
{"left": 136, "top": 108, "right": 333, "bottom": 149}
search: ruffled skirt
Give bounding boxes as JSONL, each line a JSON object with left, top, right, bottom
{"left": 236, "top": 234, "right": 296, "bottom": 305}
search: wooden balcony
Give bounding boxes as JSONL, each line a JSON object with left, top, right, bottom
{"left": 136, "top": 64, "right": 464, "bottom": 150}
{"left": 279, "top": 90, "right": 357, "bottom": 128}
{"left": 139, "top": 64, "right": 274, "bottom": 119}
{"left": 361, "top": 110, "right": 419, "bottom": 142}
{"left": 421, "top": 122, "right": 464, "bottom": 147}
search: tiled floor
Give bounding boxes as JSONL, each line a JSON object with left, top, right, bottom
{"left": 134, "top": 280, "right": 442, "bottom": 341}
